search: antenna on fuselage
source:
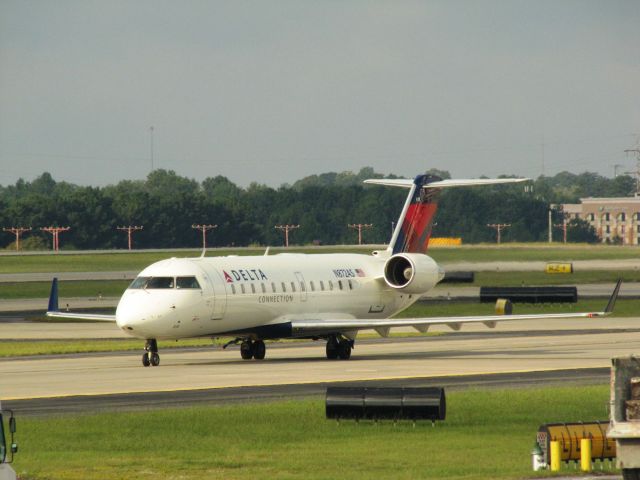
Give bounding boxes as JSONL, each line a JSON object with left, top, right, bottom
{"left": 264, "top": 246, "right": 270, "bottom": 256}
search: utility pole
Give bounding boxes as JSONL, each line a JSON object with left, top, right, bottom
{"left": 274, "top": 224, "right": 299, "bottom": 247}
{"left": 624, "top": 147, "right": 640, "bottom": 196}
{"left": 3, "top": 227, "right": 31, "bottom": 251}
{"left": 117, "top": 225, "right": 143, "bottom": 250}
{"left": 348, "top": 223, "right": 373, "bottom": 245}
{"left": 192, "top": 224, "right": 218, "bottom": 249}
{"left": 40, "top": 226, "right": 70, "bottom": 252}
{"left": 487, "top": 223, "right": 511, "bottom": 244}
{"left": 548, "top": 210, "right": 553, "bottom": 243}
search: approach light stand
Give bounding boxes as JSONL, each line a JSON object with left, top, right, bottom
{"left": 348, "top": 223, "right": 373, "bottom": 245}
{"left": 117, "top": 225, "right": 144, "bottom": 250}
{"left": 3, "top": 227, "right": 32, "bottom": 252}
{"left": 553, "top": 219, "right": 572, "bottom": 244}
{"left": 40, "top": 226, "right": 71, "bottom": 252}
{"left": 486, "top": 223, "right": 511, "bottom": 244}
{"left": 192, "top": 224, "right": 218, "bottom": 249}
{"left": 274, "top": 224, "right": 300, "bottom": 247}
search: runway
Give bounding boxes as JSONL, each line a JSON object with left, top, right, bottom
{"left": 2, "top": 318, "right": 639, "bottom": 414}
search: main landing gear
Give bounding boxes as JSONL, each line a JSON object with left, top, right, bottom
{"left": 142, "top": 339, "right": 160, "bottom": 367}
{"left": 240, "top": 339, "right": 266, "bottom": 360}
{"left": 326, "top": 335, "right": 353, "bottom": 360}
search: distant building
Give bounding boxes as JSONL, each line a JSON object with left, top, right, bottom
{"left": 560, "top": 197, "right": 640, "bottom": 245}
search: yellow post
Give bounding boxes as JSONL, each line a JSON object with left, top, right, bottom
{"left": 581, "top": 438, "right": 592, "bottom": 472}
{"left": 550, "top": 440, "right": 561, "bottom": 472}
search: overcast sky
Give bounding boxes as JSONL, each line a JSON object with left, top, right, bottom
{"left": 1, "top": 1, "right": 639, "bottom": 187}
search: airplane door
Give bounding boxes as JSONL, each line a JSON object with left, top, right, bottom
{"left": 294, "top": 272, "right": 307, "bottom": 302}
{"left": 208, "top": 269, "right": 227, "bottom": 320}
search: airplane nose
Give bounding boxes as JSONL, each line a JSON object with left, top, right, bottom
{"left": 116, "top": 293, "right": 154, "bottom": 335}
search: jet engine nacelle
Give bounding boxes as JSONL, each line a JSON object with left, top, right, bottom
{"left": 383, "top": 253, "right": 442, "bottom": 294}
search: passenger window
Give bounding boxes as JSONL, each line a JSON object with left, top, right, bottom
{"left": 329, "top": 281, "right": 334, "bottom": 291}
{"left": 251, "top": 284, "right": 256, "bottom": 294}
{"left": 348, "top": 280, "right": 353, "bottom": 290}
{"left": 338, "top": 280, "right": 343, "bottom": 290}
{"left": 309, "top": 281, "right": 315, "bottom": 292}
{"left": 129, "top": 276, "right": 150, "bottom": 289}
{"left": 240, "top": 284, "right": 246, "bottom": 294}
{"left": 176, "top": 276, "right": 201, "bottom": 289}
{"left": 291, "top": 282, "right": 296, "bottom": 292}
{"left": 300, "top": 282, "right": 305, "bottom": 292}
{"left": 320, "top": 281, "right": 325, "bottom": 291}
{"left": 271, "top": 282, "right": 276, "bottom": 293}
{"left": 146, "top": 277, "right": 174, "bottom": 289}
{"left": 230, "top": 284, "right": 236, "bottom": 295}
{"left": 281, "top": 282, "right": 287, "bottom": 292}
{"left": 261, "top": 283, "right": 266, "bottom": 293}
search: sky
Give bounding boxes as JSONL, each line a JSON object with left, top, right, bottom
{"left": 1, "top": 1, "right": 639, "bottom": 188}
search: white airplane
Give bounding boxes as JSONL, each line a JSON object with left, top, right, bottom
{"left": 46, "top": 174, "right": 621, "bottom": 367}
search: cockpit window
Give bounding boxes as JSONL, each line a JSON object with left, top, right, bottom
{"left": 176, "top": 276, "right": 201, "bottom": 289}
{"left": 129, "top": 276, "right": 150, "bottom": 289}
{"left": 146, "top": 277, "right": 174, "bottom": 289}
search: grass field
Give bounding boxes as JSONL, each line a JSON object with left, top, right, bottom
{"left": 12, "top": 385, "right": 613, "bottom": 480}
{"left": 0, "top": 280, "right": 130, "bottom": 299}
{"left": 0, "top": 243, "right": 639, "bottom": 274}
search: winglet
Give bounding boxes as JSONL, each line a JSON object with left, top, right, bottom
{"left": 47, "top": 278, "right": 59, "bottom": 312}
{"left": 605, "top": 279, "right": 622, "bottom": 314}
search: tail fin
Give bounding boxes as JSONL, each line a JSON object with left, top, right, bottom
{"left": 365, "top": 175, "right": 530, "bottom": 254}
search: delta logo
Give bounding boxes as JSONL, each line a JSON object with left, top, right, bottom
{"left": 223, "top": 269, "right": 268, "bottom": 283}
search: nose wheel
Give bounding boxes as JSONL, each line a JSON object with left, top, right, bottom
{"left": 142, "top": 339, "right": 160, "bottom": 367}
{"left": 240, "top": 340, "right": 266, "bottom": 360}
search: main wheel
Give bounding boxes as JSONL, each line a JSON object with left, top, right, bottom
{"left": 240, "top": 341, "right": 254, "bottom": 360}
{"left": 623, "top": 469, "right": 640, "bottom": 480}
{"left": 253, "top": 340, "right": 266, "bottom": 360}
{"left": 142, "top": 353, "right": 151, "bottom": 367}
{"left": 150, "top": 352, "right": 160, "bottom": 366}
{"left": 337, "top": 341, "right": 352, "bottom": 360}
{"left": 326, "top": 339, "right": 339, "bottom": 359}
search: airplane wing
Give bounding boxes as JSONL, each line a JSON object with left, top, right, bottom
{"left": 290, "top": 279, "right": 622, "bottom": 337}
{"left": 45, "top": 278, "right": 117, "bottom": 322}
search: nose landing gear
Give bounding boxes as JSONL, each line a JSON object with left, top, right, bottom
{"left": 142, "top": 339, "right": 160, "bottom": 367}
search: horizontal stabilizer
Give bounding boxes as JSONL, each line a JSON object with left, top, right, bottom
{"left": 364, "top": 177, "right": 530, "bottom": 189}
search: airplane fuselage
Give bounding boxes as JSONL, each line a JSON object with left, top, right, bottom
{"left": 115, "top": 252, "right": 442, "bottom": 341}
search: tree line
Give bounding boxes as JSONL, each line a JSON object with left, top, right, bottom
{"left": 0, "top": 168, "right": 635, "bottom": 250}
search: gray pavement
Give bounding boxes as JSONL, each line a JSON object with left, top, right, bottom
{"left": 2, "top": 318, "right": 639, "bottom": 400}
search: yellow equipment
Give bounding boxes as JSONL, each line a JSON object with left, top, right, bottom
{"left": 545, "top": 263, "right": 573, "bottom": 274}
{"left": 537, "top": 422, "right": 615, "bottom": 464}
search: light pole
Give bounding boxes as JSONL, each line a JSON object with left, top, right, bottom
{"left": 192, "top": 224, "right": 218, "bottom": 249}
{"left": 274, "top": 224, "right": 300, "bottom": 247}
{"left": 117, "top": 225, "right": 144, "bottom": 250}
{"left": 486, "top": 223, "right": 511, "bottom": 244}
{"left": 348, "top": 223, "right": 373, "bottom": 245}
{"left": 3, "top": 227, "right": 31, "bottom": 251}
{"left": 40, "top": 226, "right": 71, "bottom": 252}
